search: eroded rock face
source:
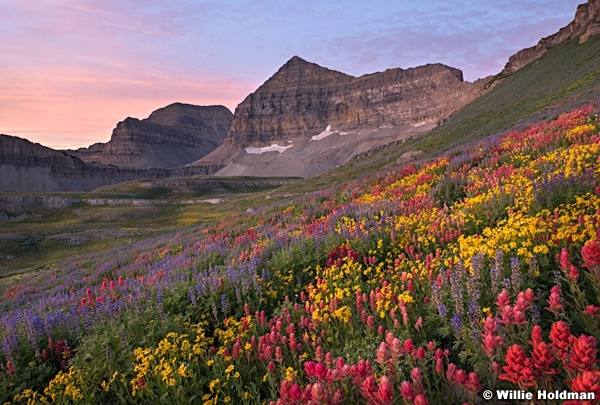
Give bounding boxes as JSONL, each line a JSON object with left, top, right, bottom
{"left": 195, "top": 56, "right": 484, "bottom": 178}
{"left": 502, "top": 0, "right": 600, "bottom": 74}
{"left": 223, "top": 56, "right": 482, "bottom": 148}
{"left": 0, "top": 134, "right": 223, "bottom": 192}
{"left": 69, "top": 103, "right": 233, "bottom": 168}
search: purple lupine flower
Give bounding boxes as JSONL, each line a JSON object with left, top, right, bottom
{"left": 449, "top": 265, "right": 464, "bottom": 316}
{"left": 156, "top": 286, "right": 163, "bottom": 306}
{"left": 221, "top": 294, "right": 228, "bottom": 315}
{"left": 470, "top": 253, "right": 484, "bottom": 283}
{"left": 188, "top": 288, "right": 197, "bottom": 307}
{"left": 451, "top": 314, "right": 462, "bottom": 337}
{"left": 437, "top": 304, "right": 448, "bottom": 319}
{"left": 466, "top": 255, "right": 482, "bottom": 302}
{"left": 510, "top": 257, "right": 522, "bottom": 294}
{"left": 491, "top": 249, "right": 503, "bottom": 295}
{"left": 528, "top": 255, "right": 538, "bottom": 279}
{"left": 467, "top": 299, "right": 481, "bottom": 329}
{"left": 530, "top": 304, "right": 540, "bottom": 324}
{"left": 501, "top": 278, "right": 511, "bottom": 292}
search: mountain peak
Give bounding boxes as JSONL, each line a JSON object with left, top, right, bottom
{"left": 279, "top": 55, "right": 334, "bottom": 73}
{"left": 286, "top": 55, "right": 308, "bottom": 64}
{"left": 264, "top": 56, "right": 354, "bottom": 87}
{"left": 68, "top": 104, "right": 233, "bottom": 169}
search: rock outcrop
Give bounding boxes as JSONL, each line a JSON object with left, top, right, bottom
{"left": 195, "top": 56, "right": 483, "bottom": 177}
{"left": 0, "top": 134, "right": 223, "bottom": 192}
{"left": 69, "top": 103, "right": 232, "bottom": 168}
{"left": 222, "top": 56, "right": 481, "bottom": 148}
{"left": 502, "top": 0, "right": 600, "bottom": 74}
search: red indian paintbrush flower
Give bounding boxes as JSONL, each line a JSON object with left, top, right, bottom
{"left": 482, "top": 333, "right": 503, "bottom": 356}
{"left": 376, "top": 376, "right": 394, "bottom": 405}
{"left": 531, "top": 340, "right": 557, "bottom": 377}
{"left": 361, "top": 376, "right": 377, "bottom": 401}
{"left": 399, "top": 380, "right": 416, "bottom": 402}
{"left": 495, "top": 290, "right": 511, "bottom": 308}
{"left": 465, "top": 372, "right": 482, "bottom": 393}
{"left": 583, "top": 305, "right": 600, "bottom": 317}
{"left": 498, "top": 344, "right": 536, "bottom": 388}
{"left": 411, "top": 367, "right": 424, "bottom": 393}
{"left": 565, "top": 335, "right": 598, "bottom": 373}
{"left": 413, "top": 394, "right": 429, "bottom": 405}
{"left": 546, "top": 285, "right": 564, "bottom": 314}
{"left": 559, "top": 247, "right": 572, "bottom": 271}
{"left": 415, "top": 347, "right": 426, "bottom": 360}
{"left": 567, "top": 371, "right": 600, "bottom": 404}
{"left": 582, "top": 240, "right": 600, "bottom": 268}
{"left": 549, "top": 321, "right": 573, "bottom": 361}
{"left": 446, "top": 363, "right": 457, "bottom": 384}
{"left": 483, "top": 316, "right": 497, "bottom": 334}
{"left": 530, "top": 325, "right": 543, "bottom": 344}
{"left": 454, "top": 369, "right": 467, "bottom": 385}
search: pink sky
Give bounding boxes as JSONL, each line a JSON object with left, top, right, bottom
{"left": 0, "top": 0, "right": 583, "bottom": 149}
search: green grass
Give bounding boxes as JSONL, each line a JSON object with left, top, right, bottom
{"left": 90, "top": 176, "right": 299, "bottom": 200}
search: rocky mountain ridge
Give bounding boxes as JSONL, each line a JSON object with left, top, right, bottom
{"left": 195, "top": 57, "right": 484, "bottom": 177}
{"left": 0, "top": 134, "right": 222, "bottom": 192}
{"left": 68, "top": 103, "right": 232, "bottom": 168}
{"left": 2, "top": 0, "right": 598, "bottom": 190}
{"left": 502, "top": 0, "right": 600, "bottom": 74}
{"left": 221, "top": 57, "right": 481, "bottom": 148}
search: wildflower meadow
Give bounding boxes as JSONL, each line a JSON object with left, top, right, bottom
{"left": 2, "top": 105, "right": 600, "bottom": 403}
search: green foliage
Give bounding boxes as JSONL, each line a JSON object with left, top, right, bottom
{"left": 62, "top": 306, "right": 187, "bottom": 404}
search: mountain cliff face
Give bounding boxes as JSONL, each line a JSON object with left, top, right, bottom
{"left": 502, "top": 0, "right": 600, "bottom": 74}
{"left": 0, "top": 135, "right": 222, "bottom": 192}
{"left": 195, "top": 57, "right": 484, "bottom": 177}
{"left": 222, "top": 56, "right": 481, "bottom": 148}
{"left": 69, "top": 103, "right": 232, "bottom": 168}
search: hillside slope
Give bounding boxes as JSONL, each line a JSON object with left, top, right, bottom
{"left": 416, "top": 34, "right": 600, "bottom": 155}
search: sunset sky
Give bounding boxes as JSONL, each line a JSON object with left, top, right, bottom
{"left": 0, "top": 0, "right": 583, "bottom": 149}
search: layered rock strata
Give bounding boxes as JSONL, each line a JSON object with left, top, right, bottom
{"left": 196, "top": 56, "right": 483, "bottom": 177}
{"left": 221, "top": 56, "right": 481, "bottom": 148}
{"left": 69, "top": 103, "right": 232, "bottom": 168}
{"left": 0, "top": 134, "right": 222, "bottom": 192}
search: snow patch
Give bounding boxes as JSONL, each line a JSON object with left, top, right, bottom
{"left": 245, "top": 144, "right": 293, "bottom": 154}
{"left": 311, "top": 125, "right": 333, "bottom": 141}
{"left": 411, "top": 122, "right": 427, "bottom": 127}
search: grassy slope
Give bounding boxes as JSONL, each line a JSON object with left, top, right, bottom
{"left": 417, "top": 35, "right": 600, "bottom": 154}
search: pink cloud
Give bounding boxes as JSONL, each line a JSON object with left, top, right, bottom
{"left": 0, "top": 1, "right": 256, "bottom": 149}
{"left": 0, "top": 63, "right": 251, "bottom": 149}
